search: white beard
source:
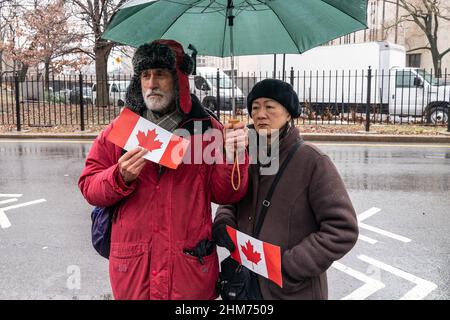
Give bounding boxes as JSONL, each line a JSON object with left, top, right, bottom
{"left": 143, "top": 89, "right": 175, "bottom": 113}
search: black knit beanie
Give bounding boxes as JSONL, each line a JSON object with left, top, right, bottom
{"left": 247, "top": 79, "right": 300, "bottom": 118}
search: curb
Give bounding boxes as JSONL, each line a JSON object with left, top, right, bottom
{"left": 0, "top": 132, "right": 97, "bottom": 140}
{"left": 1, "top": 132, "right": 450, "bottom": 144}
{"left": 300, "top": 133, "right": 450, "bottom": 143}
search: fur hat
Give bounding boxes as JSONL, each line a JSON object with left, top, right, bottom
{"left": 247, "top": 79, "right": 300, "bottom": 118}
{"left": 125, "top": 39, "right": 194, "bottom": 115}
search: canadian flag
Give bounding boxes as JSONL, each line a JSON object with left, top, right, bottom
{"left": 226, "top": 226, "right": 283, "bottom": 287}
{"left": 107, "top": 108, "right": 190, "bottom": 169}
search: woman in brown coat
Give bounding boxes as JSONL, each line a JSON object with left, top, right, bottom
{"left": 213, "top": 79, "right": 359, "bottom": 300}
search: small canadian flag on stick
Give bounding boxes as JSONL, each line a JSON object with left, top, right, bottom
{"left": 107, "top": 108, "right": 190, "bottom": 169}
{"left": 226, "top": 226, "right": 283, "bottom": 287}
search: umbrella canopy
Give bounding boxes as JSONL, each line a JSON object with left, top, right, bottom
{"left": 103, "top": 0, "right": 368, "bottom": 57}
{"left": 102, "top": 0, "right": 368, "bottom": 114}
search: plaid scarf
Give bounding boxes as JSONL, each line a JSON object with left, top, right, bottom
{"left": 144, "top": 108, "right": 184, "bottom": 133}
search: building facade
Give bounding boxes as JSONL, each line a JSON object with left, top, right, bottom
{"left": 330, "top": 0, "right": 450, "bottom": 71}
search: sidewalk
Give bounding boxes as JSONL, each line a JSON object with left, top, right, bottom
{"left": 1, "top": 131, "right": 450, "bottom": 144}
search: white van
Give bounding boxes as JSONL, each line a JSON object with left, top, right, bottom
{"left": 189, "top": 67, "right": 245, "bottom": 112}
{"left": 92, "top": 80, "right": 130, "bottom": 106}
{"left": 388, "top": 67, "right": 450, "bottom": 123}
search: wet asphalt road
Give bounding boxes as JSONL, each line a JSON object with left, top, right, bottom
{"left": 0, "top": 140, "right": 449, "bottom": 300}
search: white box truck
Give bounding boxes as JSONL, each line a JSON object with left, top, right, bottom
{"left": 189, "top": 67, "right": 245, "bottom": 112}
{"left": 243, "top": 41, "right": 449, "bottom": 124}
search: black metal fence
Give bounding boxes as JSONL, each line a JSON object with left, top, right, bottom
{"left": 0, "top": 74, "right": 128, "bottom": 131}
{"left": 1, "top": 68, "right": 449, "bottom": 132}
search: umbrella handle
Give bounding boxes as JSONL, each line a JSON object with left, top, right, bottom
{"left": 228, "top": 118, "right": 241, "bottom": 191}
{"left": 231, "top": 154, "right": 241, "bottom": 191}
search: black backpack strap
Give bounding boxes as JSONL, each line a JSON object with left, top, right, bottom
{"left": 253, "top": 139, "right": 304, "bottom": 237}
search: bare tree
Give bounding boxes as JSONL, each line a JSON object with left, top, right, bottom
{"left": 0, "top": 0, "right": 10, "bottom": 74}
{"left": 1, "top": 0, "right": 89, "bottom": 88}
{"left": 385, "top": 0, "right": 450, "bottom": 76}
{"left": 70, "top": 0, "right": 128, "bottom": 107}
{"left": 0, "top": 0, "right": 26, "bottom": 77}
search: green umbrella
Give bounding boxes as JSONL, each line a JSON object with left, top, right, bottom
{"left": 103, "top": 0, "right": 368, "bottom": 114}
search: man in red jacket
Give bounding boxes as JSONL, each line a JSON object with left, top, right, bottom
{"left": 78, "top": 39, "right": 249, "bottom": 300}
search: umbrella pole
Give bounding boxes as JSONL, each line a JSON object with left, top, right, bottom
{"left": 227, "top": 0, "right": 236, "bottom": 118}
{"left": 230, "top": 33, "right": 236, "bottom": 117}
{"left": 229, "top": 31, "right": 240, "bottom": 192}
{"left": 227, "top": 1, "right": 240, "bottom": 191}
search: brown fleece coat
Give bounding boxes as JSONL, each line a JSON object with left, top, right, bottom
{"left": 214, "top": 125, "right": 358, "bottom": 300}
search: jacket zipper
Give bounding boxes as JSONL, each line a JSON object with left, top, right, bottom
{"left": 157, "top": 164, "right": 164, "bottom": 181}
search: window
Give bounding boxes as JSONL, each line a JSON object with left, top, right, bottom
{"left": 395, "top": 71, "right": 416, "bottom": 88}
{"left": 197, "top": 57, "right": 206, "bottom": 66}
{"left": 224, "top": 70, "right": 237, "bottom": 78}
{"left": 407, "top": 54, "right": 421, "bottom": 68}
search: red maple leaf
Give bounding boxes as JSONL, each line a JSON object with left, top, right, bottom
{"left": 136, "top": 129, "right": 163, "bottom": 152}
{"left": 241, "top": 240, "right": 261, "bottom": 265}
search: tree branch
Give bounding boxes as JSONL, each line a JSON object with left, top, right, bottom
{"left": 439, "top": 47, "right": 450, "bottom": 59}
{"left": 407, "top": 46, "right": 432, "bottom": 53}
{"left": 71, "top": 0, "right": 90, "bottom": 16}
{"left": 434, "top": 12, "right": 439, "bottom": 38}
{"left": 111, "top": 0, "right": 128, "bottom": 13}
{"left": 421, "top": 0, "right": 432, "bottom": 14}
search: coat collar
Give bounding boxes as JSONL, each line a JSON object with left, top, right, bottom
{"left": 248, "top": 124, "right": 302, "bottom": 231}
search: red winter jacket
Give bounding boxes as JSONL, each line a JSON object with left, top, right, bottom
{"left": 78, "top": 101, "right": 249, "bottom": 300}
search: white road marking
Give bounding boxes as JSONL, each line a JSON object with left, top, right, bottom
{"left": 332, "top": 261, "right": 385, "bottom": 300}
{"left": 359, "top": 222, "right": 411, "bottom": 243}
{"left": 0, "top": 199, "right": 46, "bottom": 229}
{"left": 356, "top": 207, "right": 411, "bottom": 243}
{"left": 357, "top": 207, "right": 381, "bottom": 222}
{"left": 358, "top": 255, "right": 437, "bottom": 300}
{"left": 0, "top": 194, "right": 23, "bottom": 198}
{"left": 0, "top": 199, "right": 18, "bottom": 205}
{"left": 0, "top": 199, "right": 47, "bottom": 212}
{"left": 0, "top": 210, "right": 12, "bottom": 229}
{"left": 358, "top": 234, "right": 378, "bottom": 244}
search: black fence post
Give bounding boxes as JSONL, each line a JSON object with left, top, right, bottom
{"left": 14, "top": 75, "right": 21, "bottom": 132}
{"left": 290, "top": 67, "right": 294, "bottom": 86}
{"left": 216, "top": 68, "right": 220, "bottom": 119}
{"left": 365, "top": 66, "right": 372, "bottom": 132}
{"left": 79, "top": 73, "right": 85, "bottom": 131}
{"left": 447, "top": 106, "right": 450, "bottom": 132}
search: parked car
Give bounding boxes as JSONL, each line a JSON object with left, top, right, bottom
{"left": 92, "top": 80, "right": 130, "bottom": 106}
{"left": 69, "top": 86, "right": 93, "bottom": 104}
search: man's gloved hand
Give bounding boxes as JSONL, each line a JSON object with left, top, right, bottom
{"left": 212, "top": 224, "right": 235, "bottom": 252}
